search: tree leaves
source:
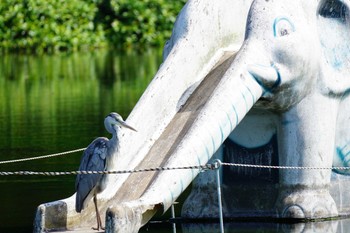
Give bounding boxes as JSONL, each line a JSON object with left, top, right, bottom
{"left": 0, "top": 0, "right": 186, "bottom": 53}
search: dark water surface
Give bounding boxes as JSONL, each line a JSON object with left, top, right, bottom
{"left": 0, "top": 49, "right": 162, "bottom": 231}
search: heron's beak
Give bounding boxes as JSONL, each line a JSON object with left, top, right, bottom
{"left": 119, "top": 121, "right": 137, "bottom": 132}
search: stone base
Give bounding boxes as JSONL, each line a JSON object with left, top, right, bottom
{"left": 182, "top": 171, "right": 350, "bottom": 219}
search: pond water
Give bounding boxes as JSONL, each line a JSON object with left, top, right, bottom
{"left": 0, "top": 48, "right": 162, "bottom": 232}
{"left": 1, "top": 48, "right": 350, "bottom": 233}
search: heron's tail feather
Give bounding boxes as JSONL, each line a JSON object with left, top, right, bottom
{"left": 75, "top": 194, "right": 83, "bottom": 213}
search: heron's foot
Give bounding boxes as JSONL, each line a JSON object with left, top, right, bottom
{"left": 92, "top": 226, "right": 105, "bottom": 231}
{"left": 276, "top": 188, "right": 338, "bottom": 219}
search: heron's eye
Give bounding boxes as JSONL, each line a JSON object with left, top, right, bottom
{"left": 273, "top": 17, "right": 295, "bottom": 37}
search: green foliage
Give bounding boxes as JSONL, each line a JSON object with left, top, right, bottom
{"left": 107, "top": 0, "right": 187, "bottom": 48}
{"left": 0, "top": 0, "right": 105, "bottom": 52}
{"left": 0, "top": 0, "right": 186, "bottom": 53}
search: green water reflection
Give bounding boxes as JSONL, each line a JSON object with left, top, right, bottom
{"left": 0, "top": 48, "right": 162, "bottom": 230}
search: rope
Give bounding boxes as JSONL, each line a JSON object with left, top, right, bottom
{"left": 1, "top": 162, "right": 350, "bottom": 176}
{"left": 1, "top": 145, "right": 350, "bottom": 176}
{"left": 0, "top": 164, "right": 215, "bottom": 176}
{"left": 221, "top": 162, "right": 350, "bottom": 170}
{"left": 0, "top": 148, "right": 86, "bottom": 165}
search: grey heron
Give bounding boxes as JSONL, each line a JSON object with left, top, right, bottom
{"left": 75, "top": 112, "right": 137, "bottom": 230}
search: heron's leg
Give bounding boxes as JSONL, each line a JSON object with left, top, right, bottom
{"left": 92, "top": 195, "right": 105, "bottom": 231}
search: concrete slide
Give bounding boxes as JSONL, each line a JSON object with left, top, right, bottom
{"left": 33, "top": 1, "right": 259, "bottom": 232}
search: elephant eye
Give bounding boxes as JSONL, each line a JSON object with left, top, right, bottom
{"left": 273, "top": 17, "right": 295, "bottom": 37}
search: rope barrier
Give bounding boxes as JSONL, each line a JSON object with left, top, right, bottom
{"left": 1, "top": 161, "right": 350, "bottom": 176}
{"left": 0, "top": 148, "right": 86, "bottom": 165}
{"left": 1, "top": 147, "right": 350, "bottom": 176}
{"left": 0, "top": 164, "right": 215, "bottom": 176}
{"left": 221, "top": 162, "right": 350, "bottom": 170}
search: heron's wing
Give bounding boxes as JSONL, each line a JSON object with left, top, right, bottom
{"left": 75, "top": 137, "right": 108, "bottom": 212}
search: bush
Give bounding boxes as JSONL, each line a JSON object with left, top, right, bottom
{"left": 0, "top": 0, "right": 106, "bottom": 52}
{"left": 0, "top": 0, "right": 186, "bottom": 53}
{"left": 107, "top": 0, "right": 186, "bottom": 48}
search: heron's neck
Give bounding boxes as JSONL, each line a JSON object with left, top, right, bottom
{"left": 108, "top": 131, "right": 120, "bottom": 152}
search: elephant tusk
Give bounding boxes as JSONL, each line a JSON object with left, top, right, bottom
{"left": 247, "top": 64, "right": 281, "bottom": 92}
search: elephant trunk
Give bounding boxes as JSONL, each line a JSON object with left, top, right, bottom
{"left": 102, "top": 45, "right": 280, "bottom": 232}
{"left": 138, "top": 52, "right": 266, "bottom": 210}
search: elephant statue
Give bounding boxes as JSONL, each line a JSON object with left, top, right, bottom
{"left": 34, "top": 0, "right": 350, "bottom": 232}
{"left": 183, "top": 0, "right": 350, "bottom": 221}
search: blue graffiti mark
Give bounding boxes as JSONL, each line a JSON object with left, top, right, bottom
{"left": 198, "top": 134, "right": 210, "bottom": 161}
{"left": 191, "top": 165, "right": 195, "bottom": 179}
{"left": 163, "top": 196, "right": 167, "bottom": 208}
{"left": 273, "top": 16, "right": 295, "bottom": 37}
{"left": 180, "top": 179, "right": 184, "bottom": 193}
{"left": 219, "top": 124, "right": 224, "bottom": 145}
{"left": 345, "top": 150, "right": 350, "bottom": 159}
{"left": 240, "top": 90, "right": 248, "bottom": 112}
{"left": 322, "top": 46, "right": 344, "bottom": 69}
{"left": 225, "top": 111, "right": 233, "bottom": 132}
{"left": 191, "top": 140, "right": 209, "bottom": 167}
{"left": 196, "top": 153, "right": 202, "bottom": 166}
{"left": 169, "top": 190, "right": 174, "bottom": 204}
{"left": 249, "top": 71, "right": 266, "bottom": 92}
{"left": 248, "top": 65, "right": 281, "bottom": 93}
{"left": 244, "top": 83, "right": 255, "bottom": 103}
{"left": 327, "top": 47, "right": 346, "bottom": 70}
{"left": 336, "top": 146, "right": 350, "bottom": 167}
{"left": 339, "top": 143, "right": 348, "bottom": 152}
{"left": 210, "top": 134, "right": 216, "bottom": 156}
{"left": 231, "top": 103, "right": 239, "bottom": 127}
{"left": 271, "top": 64, "right": 281, "bottom": 89}
{"left": 205, "top": 143, "right": 210, "bottom": 160}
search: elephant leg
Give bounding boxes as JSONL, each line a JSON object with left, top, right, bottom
{"left": 276, "top": 93, "right": 339, "bottom": 219}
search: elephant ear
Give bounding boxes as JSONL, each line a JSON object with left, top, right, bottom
{"left": 317, "top": 0, "right": 350, "bottom": 95}
{"left": 326, "top": 0, "right": 350, "bottom": 172}
{"left": 335, "top": 95, "right": 350, "bottom": 173}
